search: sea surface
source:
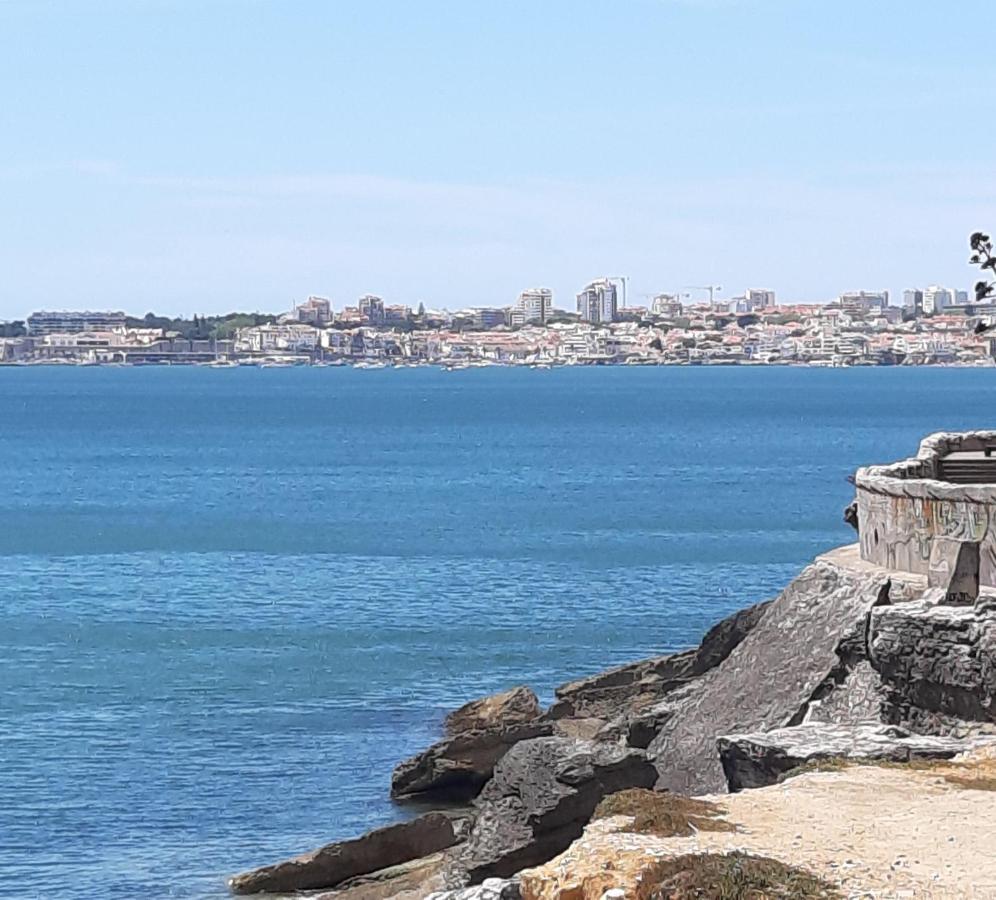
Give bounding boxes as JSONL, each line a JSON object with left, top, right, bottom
{"left": 2, "top": 365, "right": 995, "bottom": 899}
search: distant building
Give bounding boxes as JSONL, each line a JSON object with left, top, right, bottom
{"left": 288, "top": 296, "right": 332, "bottom": 326}
{"left": 903, "top": 289, "right": 924, "bottom": 317}
{"left": 237, "top": 323, "right": 318, "bottom": 353}
{"left": 729, "top": 290, "right": 774, "bottom": 314}
{"left": 576, "top": 279, "right": 618, "bottom": 323}
{"left": 469, "top": 307, "right": 508, "bottom": 330}
{"left": 27, "top": 310, "right": 127, "bottom": 335}
{"left": 746, "top": 289, "right": 776, "bottom": 310}
{"left": 384, "top": 304, "right": 412, "bottom": 325}
{"left": 358, "top": 295, "right": 386, "bottom": 325}
{"left": 923, "top": 285, "right": 956, "bottom": 315}
{"left": 651, "top": 294, "right": 683, "bottom": 318}
{"left": 510, "top": 288, "right": 552, "bottom": 326}
{"left": 839, "top": 291, "right": 889, "bottom": 317}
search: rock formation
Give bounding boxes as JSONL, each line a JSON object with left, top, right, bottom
{"left": 227, "top": 812, "right": 465, "bottom": 895}
{"left": 452, "top": 737, "right": 657, "bottom": 883}
{"left": 717, "top": 721, "right": 994, "bottom": 791}
{"left": 227, "top": 433, "right": 996, "bottom": 900}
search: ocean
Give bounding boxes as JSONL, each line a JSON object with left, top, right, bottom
{"left": 2, "top": 365, "right": 994, "bottom": 899}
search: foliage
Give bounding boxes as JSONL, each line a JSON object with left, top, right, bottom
{"left": 969, "top": 232, "right": 996, "bottom": 302}
{"left": 0, "top": 320, "right": 27, "bottom": 338}
{"left": 645, "top": 851, "right": 841, "bottom": 900}
{"left": 592, "top": 789, "right": 735, "bottom": 837}
{"left": 125, "top": 311, "right": 278, "bottom": 340}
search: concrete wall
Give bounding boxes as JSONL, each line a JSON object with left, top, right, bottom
{"left": 855, "top": 432, "right": 996, "bottom": 588}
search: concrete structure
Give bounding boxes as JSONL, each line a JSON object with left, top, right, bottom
{"left": 923, "top": 285, "right": 956, "bottom": 315}
{"left": 27, "top": 310, "right": 127, "bottom": 335}
{"left": 839, "top": 291, "right": 889, "bottom": 317}
{"left": 510, "top": 288, "right": 552, "bottom": 326}
{"left": 358, "top": 295, "right": 386, "bottom": 325}
{"left": 855, "top": 432, "right": 996, "bottom": 595}
{"left": 651, "top": 294, "right": 683, "bottom": 317}
{"left": 236, "top": 323, "right": 318, "bottom": 353}
{"left": 576, "top": 279, "right": 617, "bottom": 324}
{"left": 288, "top": 296, "right": 332, "bottom": 326}
{"left": 468, "top": 308, "right": 507, "bottom": 330}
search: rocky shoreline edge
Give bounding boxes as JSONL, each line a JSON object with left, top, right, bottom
{"left": 226, "top": 542, "right": 996, "bottom": 899}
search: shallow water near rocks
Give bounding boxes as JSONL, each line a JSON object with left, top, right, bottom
{"left": 2, "top": 365, "right": 994, "bottom": 899}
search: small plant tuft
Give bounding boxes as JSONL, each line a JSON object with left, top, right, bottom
{"left": 593, "top": 788, "right": 736, "bottom": 837}
{"left": 645, "top": 851, "right": 841, "bottom": 899}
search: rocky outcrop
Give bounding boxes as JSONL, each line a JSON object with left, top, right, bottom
{"left": 313, "top": 853, "right": 450, "bottom": 900}
{"left": 717, "top": 722, "right": 996, "bottom": 791}
{"left": 445, "top": 687, "right": 541, "bottom": 736}
{"left": 647, "top": 546, "right": 897, "bottom": 794}
{"left": 425, "top": 878, "right": 521, "bottom": 900}
{"left": 545, "top": 600, "right": 770, "bottom": 723}
{"left": 452, "top": 737, "right": 657, "bottom": 883}
{"left": 391, "top": 721, "right": 553, "bottom": 802}
{"left": 868, "top": 599, "right": 996, "bottom": 728}
{"left": 227, "top": 812, "right": 464, "bottom": 895}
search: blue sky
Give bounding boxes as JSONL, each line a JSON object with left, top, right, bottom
{"left": 0, "top": 0, "right": 993, "bottom": 317}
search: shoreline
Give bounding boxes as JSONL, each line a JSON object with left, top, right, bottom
{"left": 2, "top": 358, "right": 995, "bottom": 369}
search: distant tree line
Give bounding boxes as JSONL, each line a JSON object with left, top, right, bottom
{"left": 125, "top": 312, "right": 278, "bottom": 340}
{"left": 0, "top": 320, "right": 27, "bottom": 338}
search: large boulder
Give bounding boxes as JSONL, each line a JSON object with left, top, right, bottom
{"left": 647, "top": 545, "right": 900, "bottom": 794}
{"left": 867, "top": 598, "right": 996, "bottom": 729}
{"left": 228, "top": 812, "right": 464, "bottom": 895}
{"left": 453, "top": 736, "right": 657, "bottom": 883}
{"left": 445, "top": 687, "right": 541, "bottom": 736}
{"left": 391, "top": 721, "right": 553, "bottom": 802}
{"left": 717, "top": 722, "right": 996, "bottom": 791}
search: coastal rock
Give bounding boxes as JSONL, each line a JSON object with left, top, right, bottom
{"left": 227, "top": 812, "right": 463, "bottom": 895}
{"left": 867, "top": 599, "right": 996, "bottom": 727}
{"left": 391, "top": 721, "right": 553, "bottom": 802}
{"left": 425, "top": 878, "right": 522, "bottom": 900}
{"left": 544, "top": 600, "right": 771, "bottom": 723}
{"left": 313, "top": 852, "right": 451, "bottom": 900}
{"left": 454, "top": 736, "right": 657, "bottom": 883}
{"left": 647, "top": 546, "right": 897, "bottom": 794}
{"left": 717, "top": 722, "right": 996, "bottom": 791}
{"left": 445, "top": 687, "right": 541, "bottom": 736}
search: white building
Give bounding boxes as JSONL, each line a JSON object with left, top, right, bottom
{"left": 237, "top": 324, "right": 318, "bottom": 353}
{"left": 27, "top": 310, "right": 127, "bottom": 335}
{"left": 923, "top": 285, "right": 956, "bottom": 315}
{"left": 510, "top": 288, "right": 552, "bottom": 326}
{"left": 651, "top": 294, "right": 683, "bottom": 318}
{"left": 576, "top": 279, "right": 618, "bottom": 323}
{"left": 840, "top": 291, "right": 889, "bottom": 317}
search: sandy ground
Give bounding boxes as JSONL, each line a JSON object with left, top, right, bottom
{"left": 520, "top": 749, "right": 996, "bottom": 900}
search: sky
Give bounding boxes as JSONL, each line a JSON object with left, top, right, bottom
{"left": 1, "top": 0, "right": 994, "bottom": 318}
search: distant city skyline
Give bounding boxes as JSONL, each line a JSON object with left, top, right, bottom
{"left": 1, "top": 0, "right": 994, "bottom": 319}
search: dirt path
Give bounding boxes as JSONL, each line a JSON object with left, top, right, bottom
{"left": 520, "top": 750, "right": 996, "bottom": 899}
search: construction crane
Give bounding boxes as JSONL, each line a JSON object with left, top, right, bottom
{"left": 683, "top": 285, "right": 723, "bottom": 305}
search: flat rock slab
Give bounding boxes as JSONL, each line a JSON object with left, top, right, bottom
{"left": 228, "top": 812, "right": 463, "bottom": 895}
{"left": 718, "top": 721, "right": 996, "bottom": 791}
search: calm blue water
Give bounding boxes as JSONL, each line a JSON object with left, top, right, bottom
{"left": 2, "top": 366, "right": 994, "bottom": 899}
